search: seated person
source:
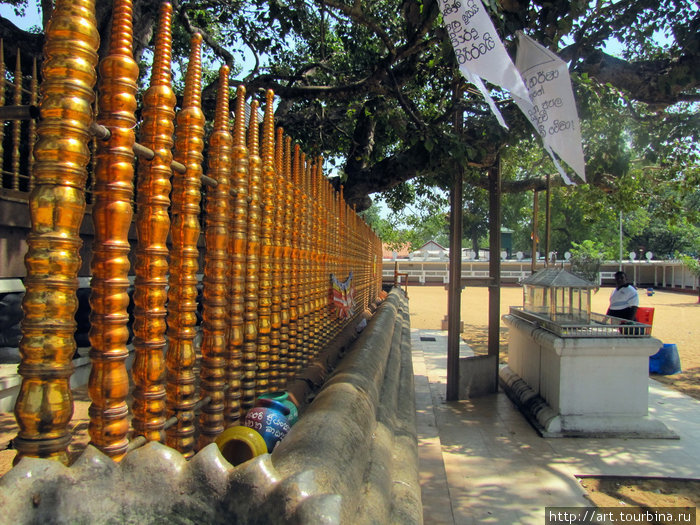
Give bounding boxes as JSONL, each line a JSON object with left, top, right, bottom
{"left": 607, "top": 271, "right": 639, "bottom": 331}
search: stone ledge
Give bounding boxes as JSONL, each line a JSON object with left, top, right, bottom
{"left": 499, "top": 365, "right": 678, "bottom": 439}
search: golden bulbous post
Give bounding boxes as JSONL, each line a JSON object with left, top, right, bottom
{"left": 306, "top": 157, "right": 316, "bottom": 362}
{"left": 375, "top": 229, "right": 381, "bottom": 299}
{"left": 310, "top": 162, "right": 322, "bottom": 357}
{"left": 132, "top": 2, "right": 175, "bottom": 444}
{"left": 374, "top": 234, "right": 379, "bottom": 299}
{"left": 224, "top": 86, "right": 248, "bottom": 426}
{"left": 321, "top": 174, "right": 333, "bottom": 346}
{"left": 331, "top": 185, "right": 340, "bottom": 334}
{"left": 351, "top": 209, "right": 359, "bottom": 317}
{"left": 329, "top": 185, "right": 338, "bottom": 338}
{"left": 88, "top": 98, "right": 97, "bottom": 200}
{"left": 307, "top": 162, "right": 317, "bottom": 356}
{"left": 166, "top": 32, "right": 205, "bottom": 458}
{"left": 198, "top": 66, "right": 232, "bottom": 448}
{"left": 359, "top": 211, "right": 368, "bottom": 314}
{"left": 28, "top": 57, "right": 38, "bottom": 192}
{"left": 280, "top": 135, "right": 293, "bottom": 385}
{"left": 353, "top": 208, "right": 363, "bottom": 316}
{"left": 255, "top": 89, "right": 275, "bottom": 396}
{"left": 323, "top": 182, "right": 332, "bottom": 340}
{"left": 0, "top": 40, "right": 5, "bottom": 176}
{"left": 299, "top": 153, "right": 312, "bottom": 369}
{"left": 243, "top": 99, "right": 262, "bottom": 413}
{"left": 14, "top": 0, "right": 99, "bottom": 464}
{"left": 269, "top": 127, "right": 285, "bottom": 390}
{"left": 87, "top": 0, "right": 139, "bottom": 461}
{"left": 339, "top": 186, "right": 348, "bottom": 325}
{"left": 287, "top": 144, "right": 301, "bottom": 378}
{"left": 11, "top": 49, "right": 22, "bottom": 190}
{"left": 319, "top": 161, "right": 332, "bottom": 348}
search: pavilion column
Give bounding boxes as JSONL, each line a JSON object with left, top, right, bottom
{"left": 487, "top": 160, "right": 501, "bottom": 390}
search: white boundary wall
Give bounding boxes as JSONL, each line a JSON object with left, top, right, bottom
{"left": 383, "top": 258, "right": 699, "bottom": 290}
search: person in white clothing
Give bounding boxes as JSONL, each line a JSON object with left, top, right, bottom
{"left": 607, "top": 271, "right": 639, "bottom": 321}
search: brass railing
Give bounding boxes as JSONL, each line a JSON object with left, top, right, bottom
{"left": 9, "top": 0, "right": 384, "bottom": 465}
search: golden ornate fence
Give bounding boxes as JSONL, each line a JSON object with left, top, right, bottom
{"left": 7, "top": 0, "right": 383, "bottom": 465}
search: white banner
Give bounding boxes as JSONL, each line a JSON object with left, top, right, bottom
{"left": 438, "top": 0, "right": 529, "bottom": 127}
{"left": 463, "top": 69, "right": 508, "bottom": 129}
{"left": 514, "top": 31, "right": 586, "bottom": 182}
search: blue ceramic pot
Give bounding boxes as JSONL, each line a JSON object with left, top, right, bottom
{"left": 258, "top": 391, "right": 299, "bottom": 426}
{"left": 244, "top": 398, "right": 291, "bottom": 452}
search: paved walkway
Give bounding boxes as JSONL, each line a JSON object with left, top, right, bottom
{"left": 413, "top": 329, "right": 700, "bottom": 525}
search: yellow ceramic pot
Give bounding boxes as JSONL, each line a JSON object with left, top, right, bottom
{"left": 215, "top": 425, "right": 268, "bottom": 466}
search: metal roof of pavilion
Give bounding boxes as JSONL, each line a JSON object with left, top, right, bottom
{"left": 521, "top": 267, "right": 597, "bottom": 288}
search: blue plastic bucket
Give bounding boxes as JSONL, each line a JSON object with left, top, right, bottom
{"left": 649, "top": 344, "right": 681, "bottom": 375}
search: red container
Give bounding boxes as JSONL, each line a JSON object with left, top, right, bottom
{"left": 636, "top": 306, "right": 655, "bottom": 327}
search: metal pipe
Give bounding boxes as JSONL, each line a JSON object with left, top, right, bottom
{"left": 126, "top": 396, "right": 212, "bottom": 453}
{"left": 0, "top": 104, "right": 39, "bottom": 121}
{"left": 89, "top": 121, "right": 196, "bottom": 178}
{"left": 89, "top": 120, "right": 215, "bottom": 187}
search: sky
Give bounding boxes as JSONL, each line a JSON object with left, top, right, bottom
{"left": 0, "top": 3, "right": 41, "bottom": 31}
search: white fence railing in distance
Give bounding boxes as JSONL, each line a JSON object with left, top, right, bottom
{"left": 382, "top": 259, "right": 698, "bottom": 290}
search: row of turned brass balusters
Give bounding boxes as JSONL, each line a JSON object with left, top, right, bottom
{"left": 13, "top": 0, "right": 384, "bottom": 465}
{"left": 0, "top": 39, "right": 40, "bottom": 193}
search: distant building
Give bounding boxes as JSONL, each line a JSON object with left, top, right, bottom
{"left": 410, "top": 241, "right": 448, "bottom": 261}
{"left": 382, "top": 243, "right": 411, "bottom": 260}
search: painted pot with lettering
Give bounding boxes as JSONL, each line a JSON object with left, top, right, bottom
{"left": 244, "top": 398, "right": 291, "bottom": 452}
{"left": 258, "top": 391, "right": 299, "bottom": 426}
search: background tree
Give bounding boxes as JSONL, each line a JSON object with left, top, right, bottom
{"left": 0, "top": 0, "right": 697, "bottom": 235}
{"left": 568, "top": 240, "right": 609, "bottom": 284}
{"left": 678, "top": 255, "right": 700, "bottom": 303}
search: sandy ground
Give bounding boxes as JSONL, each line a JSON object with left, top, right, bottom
{"left": 407, "top": 284, "right": 700, "bottom": 400}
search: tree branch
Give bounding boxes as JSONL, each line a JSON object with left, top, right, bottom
{"left": 571, "top": 49, "right": 700, "bottom": 106}
{"left": 172, "top": 0, "right": 235, "bottom": 69}
{"left": 314, "top": 0, "right": 396, "bottom": 58}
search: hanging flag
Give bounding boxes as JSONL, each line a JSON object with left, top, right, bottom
{"left": 464, "top": 69, "right": 509, "bottom": 129}
{"left": 438, "top": 0, "right": 529, "bottom": 129}
{"left": 514, "top": 31, "right": 586, "bottom": 183}
{"left": 330, "top": 272, "right": 355, "bottom": 319}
